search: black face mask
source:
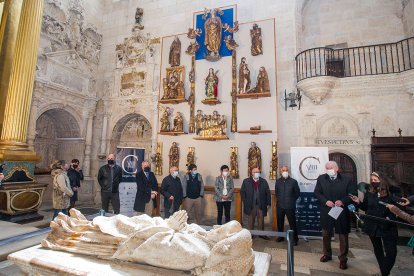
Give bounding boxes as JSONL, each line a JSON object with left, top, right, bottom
{"left": 108, "top": 160, "right": 115, "bottom": 165}
{"left": 144, "top": 167, "right": 150, "bottom": 172}
{"left": 72, "top": 164, "right": 78, "bottom": 169}
{"left": 371, "top": 182, "right": 380, "bottom": 189}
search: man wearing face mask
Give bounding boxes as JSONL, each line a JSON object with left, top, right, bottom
{"left": 181, "top": 164, "right": 204, "bottom": 224}
{"left": 275, "top": 165, "right": 300, "bottom": 245}
{"left": 161, "top": 166, "right": 183, "bottom": 218}
{"left": 67, "top": 159, "right": 84, "bottom": 212}
{"left": 98, "top": 153, "right": 123, "bottom": 214}
{"left": 314, "top": 161, "right": 357, "bottom": 270}
{"left": 133, "top": 161, "right": 158, "bottom": 216}
{"left": 240, "top": 167, "right": 271, "bottom": 237}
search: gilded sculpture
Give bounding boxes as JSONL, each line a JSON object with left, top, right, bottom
{"left": 186, "top": 147, "right": 195, "bottom": 167}
{"left": 248, "top": 142, "right": 262, "bottom": 176}
{"left": 269, "top": 141, "right": 278, "bottom": 180}
{"left": 155, "top": 142, "right": 162, "bottom": 175}
{"left": 252, "top": 66, "right": 270, "bottom": 93}
{"left": 202, "top": 8, "right": 224, "bottom": 61}
{"left": 169, "top": 36, "right": 181, "bottom": 67}
{"left": 195, "top": 110, "right": 228, "bottom": 139}
{"left": 230, "top": 147, "right": 239, "bottom": 179}
{"left": 250, "top": 23, "right": 263, "bottom": 56}
{"left": 238, "top": 57, "right": 251, "bottom": 94}
{"left": 172, "top": 112, "right": 184, "bottom": 132}
{"left": 162, "top": 67, "right": 185, "bottom": 100}
{"left": 169, "top": 142, "right": 180, "bottom": 169}
{"left": 205, "top": 68, "right": 219, "bottom": 100}
{"left": 160, "top": 107, "right": 171, "bottom": 132}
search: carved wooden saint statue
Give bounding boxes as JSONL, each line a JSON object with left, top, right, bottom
{"left": 250, "top": 23, "right": 263, "bottom": 56}
{"left": 230, "top": 147, "right": 239, "bottom": 178}
{"left": 248, "top": 142, "right": 262, "bottom": 176}
{"left": 169, "top": 142, "right": 180, "bottom": 168}
{"left": 172, "top": 112, "right": 184, "bottom": 132}
{"left": 169, "top": 36, "right": 181, "bottom": 67}
{"left": 238, "top": 57, "right": 251, "bottom": 94}
{"left": 203, "top": 8, "right": 223, "bottom": 60}
{"left": 162, "top": 70, "right": 184, "bottom": 100}
{"left": 186, "top": 147, "right": 195, "bottom": 167}
{"left": 160, "top": 108, "right": 171, "bottom": 132}
{"left": 252, "top": 66, "right": 270, "bottom": 93}
{"left": 195, "top": 110, "right": 204, "bottom": 135}
{"left": 205, "top": 68, "right": 219, "bottom": 99}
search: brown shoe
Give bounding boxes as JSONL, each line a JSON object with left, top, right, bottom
{"left": 320, "top": 255, "right": 332, "bottom": 262}
{"left": 339, "top": 261, "right": 348, "bottom": 270}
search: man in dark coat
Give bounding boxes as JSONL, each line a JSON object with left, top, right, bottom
{"left": 240, "top": 167, "right": 271, "bottom": 236}
{"left": 97, "top": 153, "right": 123, "bottom": 214}
{"left": 160, "top": 166, "right": 183, "bottom": 218}
{"left": 67, "top": 158, "right": 84, "bottom": 211}
{"left": 314, "top": 161, "right": 357, "bottom": 270}
{"left": 133, "top": 161, "right": 158, "bottom": 216}
{"left": 275, "top": 165, "right": 300, "bottom": 244}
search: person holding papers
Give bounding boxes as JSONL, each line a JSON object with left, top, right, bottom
{"left": 314, "top": 161, "right": 357, "bottom": 270}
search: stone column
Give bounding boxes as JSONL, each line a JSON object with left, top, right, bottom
{"left": 83, "top": 111, "right": 94, "bottom": 177}
{"left": 27, "top": 96, "right": 40, "bottom": 151}
{"left": 0, "top": 0, "right": 43, "bottom": 154}
{"left": 99, "top": 110, "right": 109, "bottom": 157}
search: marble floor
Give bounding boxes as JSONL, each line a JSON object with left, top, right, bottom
{"left": 1, "top": 205, "right": 413, "bottom": 275}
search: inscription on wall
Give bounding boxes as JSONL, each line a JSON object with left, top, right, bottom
{"left": 315, "top": 139, "right": 361, "bottom": 145}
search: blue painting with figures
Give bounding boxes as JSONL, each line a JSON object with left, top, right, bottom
{"left": 195, "top": 7, "right": 234, "bottom": 61}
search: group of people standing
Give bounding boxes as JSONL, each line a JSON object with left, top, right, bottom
{"left": 52, "top": 153, "right": 414, "bottom": 276}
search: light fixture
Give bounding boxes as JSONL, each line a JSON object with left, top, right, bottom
{"left": 284, "top": 89, "right": 302, "bottom": 111}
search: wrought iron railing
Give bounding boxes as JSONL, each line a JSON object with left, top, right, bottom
{"left": 296, "top": 37, "right": 414, "bottom": 82}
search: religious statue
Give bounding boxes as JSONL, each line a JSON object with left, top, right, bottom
{"left": 169, "top": 36, "right": 181, "bottom": 67}
{"left": 269, "top": 141, "right": 278, "bottom": 180}
{"left": 202, "top": 8, "right": 224, "bottom": 61}
{"left": 238, "top": 57, "right": 251, "bottom": 94}
{"left": 250, "top": 23, "right": 263, "bottom": 56}
{"left": 224, "top": 35, "right": 238, "bottom": 51}
{"left": 169, "top": 142, "right": 179, "bottom": 168}
{"left": 160, "top": 108, "right": 171, "bottom": 132}
{"left": 134, "top": 8, "right": 144, "bottom": 30}
{"left": 252, "top": 66, "right": 270, "bottom": 93}
{"left": 172, "top": 112, "right": 184, "bottom": 132}
{"left": 205, "top": 68, "right": 219, "bottom": 99}
{"left": 230, "top": 147, "right": 239, "bottom": 178}
{"left": 197, "top": 111, "right": 227, "bottom": 138}
{"left": 187, "top": 28, "right": 202, "bottom": 39}
{"left": 155, "top": 153, "right": 162, "bottom": 176}
{"left": 195, "top": 110, "right": 204, "bottom": 134}
{"left": 186, "top": 41, "right": 200, "bottom": 55}
{"left": 248, "top": 142, "right": 262, "bottom": 176}
{"left": 162, "top": 69, "right": 185, "bottom": 100}
{"left": 186, "top": 147, "right": 195, "bottom": 167}
{"left": 42, "top": 209, "right": 254, "bottom": 275}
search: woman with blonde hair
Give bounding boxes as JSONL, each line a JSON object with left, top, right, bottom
{"left": 51, "top": 160, "right": 73, "bottom": 220}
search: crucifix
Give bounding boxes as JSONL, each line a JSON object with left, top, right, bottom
{"left": 398, "top": 128, "right": 402, "bottom": 137}
{"left": 371, "top": 128, "right": 376, "bottom": 137}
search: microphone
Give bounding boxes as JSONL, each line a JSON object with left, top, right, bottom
{"left": 347, "top": 204, "right": 362, "bottom": 221}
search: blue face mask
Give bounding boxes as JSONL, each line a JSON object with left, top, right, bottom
{"left": 191, "top": 170, "right": 197, "bottom": 176}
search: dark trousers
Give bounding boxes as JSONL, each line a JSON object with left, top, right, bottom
{"left": 322, "top": 229, "right": 349, "bottom": 262}
{"left": 52, "top": 208, "right": 68, "bottom": 220}
{"left": 247, "top": 205, "right": 264, "bottom": 230}
{"left": 369, "top": 235, "right": 397, "bottom": 276}
{"left": 164, "top": 199, "right": 180, "bottom": 218}
{"left": 216, "top": 201, "right": 231, "bottom": 225}
{"left": 277, "top": 207, "right": 298, "bottom": 240}
{"left": 101, "top": 191, "right": 120, "bottom": 214}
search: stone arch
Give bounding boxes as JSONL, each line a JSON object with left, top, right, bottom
{"left": 109, "top": 113, "right": 152, "bottom": 159}
{"left": 317, "top": 113, "right": 361, "bottom": 138}
{"left": 34, "top": 108, "right": 84, "bottom": 173}
{"left": 37, "top": 102, "right": 83, "bottom": 130}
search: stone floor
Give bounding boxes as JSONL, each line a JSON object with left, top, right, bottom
{"left": 1, "top": 205, "right": 413, "bottom": 275}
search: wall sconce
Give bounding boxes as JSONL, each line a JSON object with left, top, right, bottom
{"left": 284, "top": 89, "right": 302, "bottom": 111}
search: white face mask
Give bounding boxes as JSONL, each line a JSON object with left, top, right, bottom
{"left": 326, "top": 169, "right": 336, "bottom": 177}
{"left": 222, "top": 171, "right": 229, "bottom": 177}
{"left": 282, "top": 171, "right": 289, "bottom": 178}
{"left": 253, "top": 172, "right": 260, "bottom": 179}
{"left": 172, "top": 171, "right": 179, "bottom": 178}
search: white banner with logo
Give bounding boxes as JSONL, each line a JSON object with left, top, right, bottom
{"left": 116, "top": 147, "right": 145, "bottom": 216}
{"left": 290, "top": 147, "right": 329, "bottom": 236}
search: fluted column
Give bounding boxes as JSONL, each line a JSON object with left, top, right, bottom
{"left": 0, "top": 0, "right": 43, "bottom": 157}
{"left": 83, "top": 112, "right": 94, "bottom": 177}
{"left": 27, "top": 96, "right": 40, "bottom": 151}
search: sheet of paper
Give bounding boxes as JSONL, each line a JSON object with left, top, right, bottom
{"left": 328, "top": 206, "right": 343, "bottom": 220}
